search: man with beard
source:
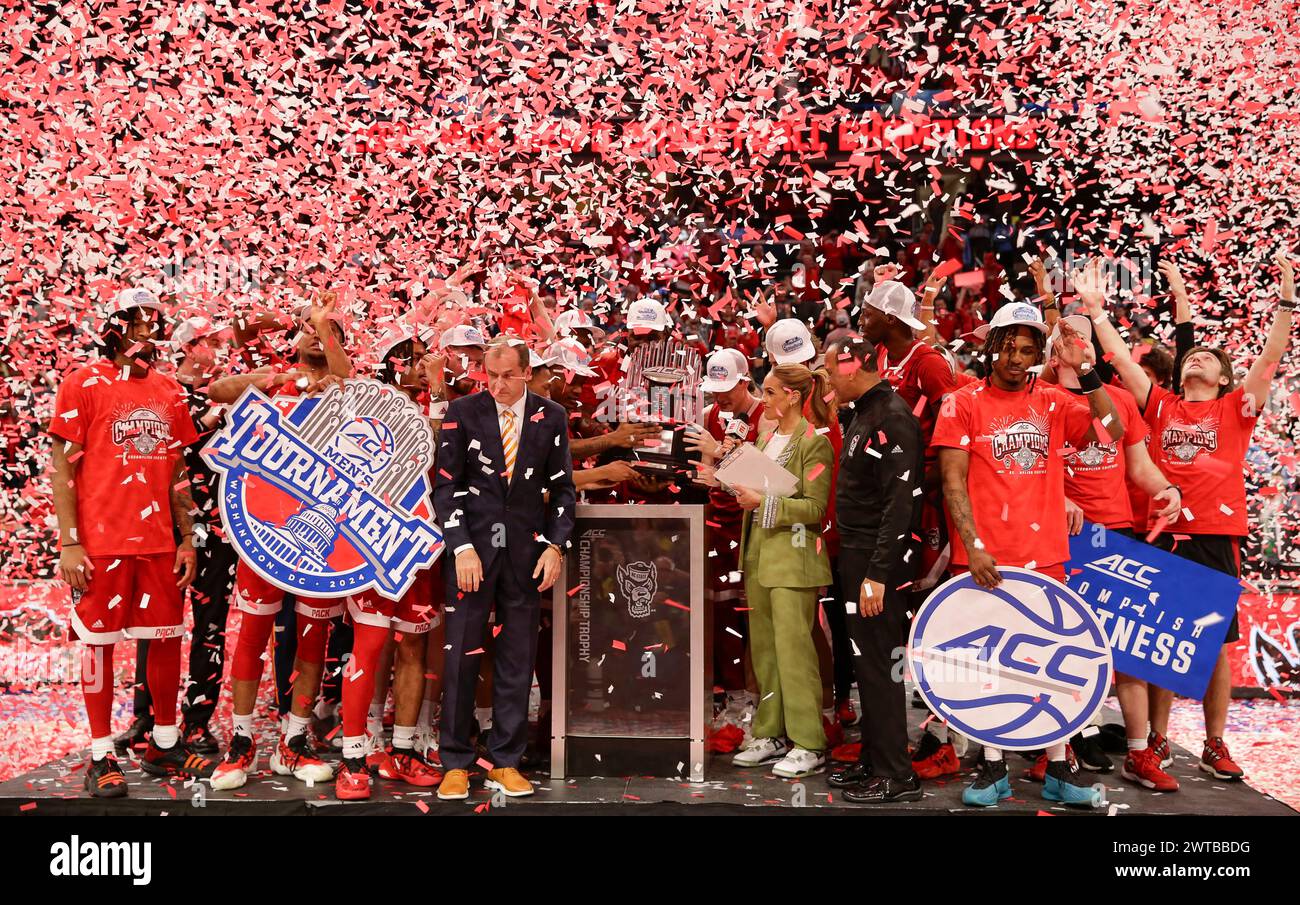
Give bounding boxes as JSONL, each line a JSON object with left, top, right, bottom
{"left": 1080, "top": 254, "right": 1296, "bottom": 785}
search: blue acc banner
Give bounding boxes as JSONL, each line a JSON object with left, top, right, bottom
{"left": 1065, "top": 524, "right": 1239, "bottom": 699}
{"left": 908, "top": 568, "right": 1113, "bottom": 751}
{"left": 202, "top": 379, "right": 443, "bottom": 601}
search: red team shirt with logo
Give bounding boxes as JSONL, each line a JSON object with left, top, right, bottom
{"left": 1062, "top": 382, "right": 1147, "bottom": 529}
{"left": 878, "top": 340, "right": 957, "bottom": 458}
{"left": 930, "top": 380, "right": 1095, "bottom": 570}
{"left": 51, "top": 359, "right": 198, "bottom": 556}
{"left": 1142, "top": 384, "right": 1256, "bottom": 536}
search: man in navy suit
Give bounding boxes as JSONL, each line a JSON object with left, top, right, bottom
{"left": 433, "top": 338, "right": 576, "bottom": 800}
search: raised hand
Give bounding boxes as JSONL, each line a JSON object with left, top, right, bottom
{"left": 1070, "top": 258, "right": 1111, "bottom": 314}
{"left": 1277, "top": 251, "right": 1296, "bottom": 302}
{"left": 1158, "top": 260, "right": 1188, "bottom": 301}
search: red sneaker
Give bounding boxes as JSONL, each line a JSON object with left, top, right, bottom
{"left": 707, "top": 723, "right": 745, "bottom": 754}
{"left": 835, "top": 698, "right": 859, "bottom": 728}
{"left": 911, "top": 732, "right": 960, "bottom": 779}
{"left": 823, "top": 714, "right": 845, "bottom": 749}
{"left": 1200, "top": 737, "right": 1244, "bottom": 781}
{"left": 1121, "top": 747, "right": 1179, "bottom": 792}
{"left": 1147, "top": 730, "right": 1173, "bottom": 768}
{"left": 389, "top": 748, "right": 443, "bottom": 787}
{"left": 1027, "top": 745, "right": 1075, "bottom": 783}
{"left": 335, "top": 758, "right": 371, "bottom": 800}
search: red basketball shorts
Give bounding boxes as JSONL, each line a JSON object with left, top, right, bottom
{"left": 345, "top": 567, "right": 441, "bottom": 635}
{"left": 231, "top": 560, "right": 345, "bottom": 620}
{"left": 70, "top": 553, "right": 184, "bottom": 644}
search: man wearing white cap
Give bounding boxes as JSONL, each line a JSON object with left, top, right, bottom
{"left": 689, "top": 349, "right": 765, "bottom": 724}
{"left": 439, "top": 323, "right": 488, "bottom": 400}
{"left": 552, "top": 308, "right": 606, "bottom": 348}
{"left": 50, "top": 286, "right": 214, "bottom": 796}
{"left": 931, "top": 300, "right": 1125, "bottom": 807}
{"left": 860, "top": 278, "right": 961, "bottom": 779}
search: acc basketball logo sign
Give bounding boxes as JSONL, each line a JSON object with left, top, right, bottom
{"left": 202, "top": 379, "right": 443, "bottom": 601}
{"left": 908, "top": 568, "right": 1113, "bottom": 750}
{"left": 617, "top": 560, "right": 658, "bottom": 619}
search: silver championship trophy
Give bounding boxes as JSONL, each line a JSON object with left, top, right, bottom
{"left": 619, "top": 338, "right": 704, "bottom": 477}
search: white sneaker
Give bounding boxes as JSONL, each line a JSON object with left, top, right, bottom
{"left": 772, "top": 747, "right": 826, "bottom": 778}
{"left": 270, "top": 734, "right": 335, "bottom": 783}
{"left": 732, "top": 736, "right": 789, "bottom": 767}
{"left": 414, "top": 725, "right": 439, "bottom": 760}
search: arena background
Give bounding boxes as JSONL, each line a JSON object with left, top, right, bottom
{"left": 0, "top": 0, "right": 1297, "bottom": 802}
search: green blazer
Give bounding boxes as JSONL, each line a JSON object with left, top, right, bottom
{"left": 738, "top": 417, "right": 834, "bottom": 589}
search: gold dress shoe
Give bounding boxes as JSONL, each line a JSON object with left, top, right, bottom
{"left": 484, "top": 767, "right": 534, "bottom": 797}
{"left": 436, "top": 768, "right": 470, "bottom": 801}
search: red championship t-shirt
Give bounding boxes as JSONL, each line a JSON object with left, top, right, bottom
{"left": 50, "top": 359, "right": 199, "bottom": 556}
{"left": 930, "top": 380, "right": 1094, "bottom": 570}
{"left": 1062, "top": 382, "right": 1147, "bottom": 529}
{"left": 1142, "top": 384, "right": 1256, "bottom": 536}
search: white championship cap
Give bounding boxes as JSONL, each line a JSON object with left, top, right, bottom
{"left": 972, "top": 301, "right": 1050, "bottom": 341}
{"left": 553, "top": 308, "right": 602, "bottom": 333}
{"left": 172, "top": 316, "right": 224, "bottom": 347}
{"left": 765, "top": 318, "right": 816, "bottom": 365}
{"left": 376, "top": 326, "right": 421, "bottom": 364}
{"left": 865, "top": 280, "right": 926, "bottom": 332}
{"left": 438, "top": 324, "right": 487, "bottom": 349}
{"left": 546, "top": 337, "right": 598, "bottom": 377}
{"left": 720, "top": 347, "right": 750, "bottom": 376}
{"left": 110, "top": 286, "right": 164, "bottom": 316}
{"left": 625, "top": 298, "right": 672, "bottom": 332}
{"left": 701, "top": 349, "right": 744, "bottom": 393}
{"left": 528, "top": 346, "right": 555, "bottom": 369}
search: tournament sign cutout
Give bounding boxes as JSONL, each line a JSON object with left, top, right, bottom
{"left": 908, "top": 568, "right": 1113, "bottom": 751}
{"left": 202, "top": 379, "right": 443, "bottom": 601}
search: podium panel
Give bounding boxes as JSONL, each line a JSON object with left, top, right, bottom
{"left": 551, "top": 504, "right": 710, "bottom": 781}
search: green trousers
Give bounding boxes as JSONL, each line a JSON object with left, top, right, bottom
{"left": 743, "top": 573, "right": 828, "bottom": 753}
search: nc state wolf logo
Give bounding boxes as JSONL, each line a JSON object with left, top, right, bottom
{"left": 1248, "top": 621, "right": 1299, "bottom": 692}
{"left": 1162, "top": 417, "right": 1219, "bottom": 463}
{"left": 202, "top": 379, "right": 443, "bottom": 601}
{"left": 988, "top": 413, "right": 1050, "bottom": 471}
{"left": 617, "top": 560, "right": 658, "bottom": 619}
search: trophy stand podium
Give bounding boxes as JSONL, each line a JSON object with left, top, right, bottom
{"left": 550, "top": 504, "right": 711, "bottom": 782}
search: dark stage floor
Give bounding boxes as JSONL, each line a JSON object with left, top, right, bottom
{"left": 3, "top": 705, "right": 1295, "bottom": 816}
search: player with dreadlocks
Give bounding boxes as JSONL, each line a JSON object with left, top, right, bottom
{"left": 930, "top": 301, "right": 1127, "bottom": 807}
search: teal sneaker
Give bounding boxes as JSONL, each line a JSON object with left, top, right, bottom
{"left": 962, "top": 759, "right": 1012, "bottom": 807}
{"left": 1042, "top": 759, "right": 1103, "bottom": 807}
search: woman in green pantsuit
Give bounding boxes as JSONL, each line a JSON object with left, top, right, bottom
{"left": 728, "top": 363, "right": 835, "bottom": 778}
